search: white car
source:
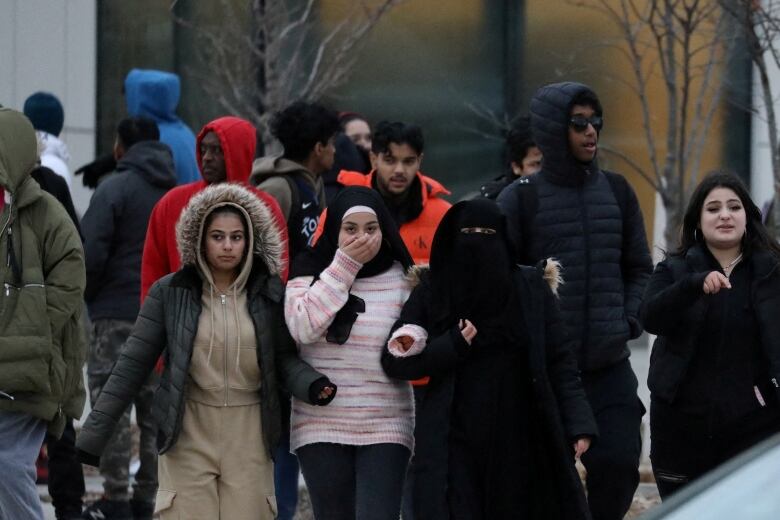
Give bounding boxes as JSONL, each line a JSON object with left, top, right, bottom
{"left": 641, "top": 432, "right": 780, "bottom": 519}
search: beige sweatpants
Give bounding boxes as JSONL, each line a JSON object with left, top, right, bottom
{"left": 154, "top": 400, "right": 277, "bottom": 519}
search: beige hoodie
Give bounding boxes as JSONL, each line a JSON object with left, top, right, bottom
{"left": 187, "top": 202, "right": 262, "bottom": 407}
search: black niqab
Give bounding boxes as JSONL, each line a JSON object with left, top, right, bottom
{"left": 429, "top": 198, "right": 515, "bottom": 328}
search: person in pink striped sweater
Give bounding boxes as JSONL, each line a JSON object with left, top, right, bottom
{"left": 284, "top": 186, "right": 416, "bottom": 520}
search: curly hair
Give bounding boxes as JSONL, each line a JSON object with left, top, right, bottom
{"left": 271, "top": 101, "right": 340, "bottom": 162}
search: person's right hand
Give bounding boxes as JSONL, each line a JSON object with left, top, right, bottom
{"left": 458, "top": 319, "right": 477, "bottom": 345}
{"left": 340, "top": 233, "right": 381, "bottom": 264}
{"left": 703, "top": 271, "right": 731, "bottom": 294}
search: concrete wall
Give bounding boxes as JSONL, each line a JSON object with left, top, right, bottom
{"left": 0, "top": 0, "right": 97, "bottom": 215}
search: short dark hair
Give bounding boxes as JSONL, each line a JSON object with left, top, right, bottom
{"left": 506, "top": 116, "right": 535, "bottom": 165}
{"left": 371, "top": 121, "right": 424, "bottom": 156}
{"left": 677, "top": 171, "right": 780, "bottom": 258}
{"left": 570, "top": 90, "right": 603, "bottom": 116}
{"left": 271, "top": 101, "right": 340, "bottom": 162}
{"left": 339, "top": 112, "right": 369, "bottom": 131}
{"left": 116, "top": 116, "right": 159, "bottom": 150}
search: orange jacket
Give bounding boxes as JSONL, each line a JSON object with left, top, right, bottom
{"left": 314, "top": 170, "right": 451, "bottom": 265}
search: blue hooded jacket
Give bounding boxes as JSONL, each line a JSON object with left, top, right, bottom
{"left": 124, "top": 69, "right": 200, "bottom": 185}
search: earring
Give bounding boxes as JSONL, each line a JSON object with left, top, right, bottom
{"left": 694, "top": 228, "right": 699, "bottom": 241}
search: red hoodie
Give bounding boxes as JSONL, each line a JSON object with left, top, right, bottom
{"left": 140, "top": 116, "right": 289, "bottom": 302}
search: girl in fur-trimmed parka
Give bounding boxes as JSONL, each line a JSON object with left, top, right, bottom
{"left": 77, "top": 184, "right": 334, "bottom": 519}
{"left": 381, "top": 198, "right": 598, "bottom": 520}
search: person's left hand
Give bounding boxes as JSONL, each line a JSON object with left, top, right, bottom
{"left": 389, "top": 335, "right": 414, "bottom": 352}
{"left": 573, "top": 437, "right": 591, "bottom": 460}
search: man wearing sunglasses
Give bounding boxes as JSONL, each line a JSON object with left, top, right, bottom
{"left": 498, "top": 82, "right": 652, "bottom": 520}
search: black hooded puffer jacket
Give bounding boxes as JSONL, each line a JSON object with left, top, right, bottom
{"left": 498, "top": 82, "right": 652, "bottom": 371}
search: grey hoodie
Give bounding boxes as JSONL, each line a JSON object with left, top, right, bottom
{"left": 82, "top": 140, "right": 177, "bottom": 321}
{"left": 250, "top": 155, "right": 326, "bottom": 221}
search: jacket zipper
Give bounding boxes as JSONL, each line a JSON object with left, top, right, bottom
{"left": 5, "top": 283, "right": 45, "bottom": 297}
{"left": 221, "top": 294, "right": 228, "bottom": 406}
{"left": 579, "top": 187, "right": 591, "bottom": 364}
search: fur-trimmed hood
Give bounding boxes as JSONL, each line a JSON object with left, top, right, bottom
{"left": 175, "top": 183, "right": 285, "bottom": 277}
{"left": 407, "top": 257, "right": 563, "bottom": 296}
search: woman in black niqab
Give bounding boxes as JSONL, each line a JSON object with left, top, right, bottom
{"left": 381, "top": 198, "right": 598, "bottom": 520}
{"left": 429, "top": 197, "right": 515, "bottom": 332}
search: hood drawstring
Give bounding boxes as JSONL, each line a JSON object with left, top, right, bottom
{"left": 2, "top": 198, "right": 20, "bottom": 285}
{"left": 7, "top": 227, "right": 21, "bottom": 284}
{"left": 233, "top": 287, "right": 242, "bottom": 374}
{"left": 206, "top": 284, "right": 216, "bottom": 366}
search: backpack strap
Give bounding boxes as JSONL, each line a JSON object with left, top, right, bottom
{"left": 502, "top": 176, "right": 538, "bottom": 265}
{"left": 281, "top": 174, "right": 301, "bottom": 218}
{"left": 603, "top": 171, "right": 630, "bottom": 220}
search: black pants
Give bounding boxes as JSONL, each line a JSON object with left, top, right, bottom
{"left": 650, "top": 398, "right": 780, "bottom": 499}
{"left": 46, "top": 419, "right": 85, "bottom": 519}
{"left": 579, "top": 359, "right": 644, "bottom": 520}
{"left": 298, "top": 442, "right": 410, "bottom": 520}
{"left": 401, "top": 385, "right": 426, "bottom": 520}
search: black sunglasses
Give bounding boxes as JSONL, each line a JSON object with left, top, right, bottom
{"left": 569, "top": 115, "right": 603, "bottom": 132}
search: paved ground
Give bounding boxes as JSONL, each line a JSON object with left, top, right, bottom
{"left": 42, "top": 338, "right": 660, "bottom": 519}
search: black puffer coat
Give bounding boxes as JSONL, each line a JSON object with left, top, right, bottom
{"left": 82, "top": 141, "right": 177, "bottom": 321}
{"left": 642, "top": 245, "right": 780, "bottom": 407}
{"left": 497, "top": 82, "right": 652, "bottom": 371}
{"left": 77, "top": 184, "right": 325, "bottom": 463}
{"left": 381, "top": 264, "right": 597, "bottom": 520}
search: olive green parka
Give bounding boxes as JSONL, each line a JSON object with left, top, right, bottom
{"left": 0, "top": 108, "right": 86, "bottom": 436}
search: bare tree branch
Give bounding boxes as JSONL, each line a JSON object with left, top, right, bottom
{"left": 172, "top": 0, "right": 403, "bottom": 146}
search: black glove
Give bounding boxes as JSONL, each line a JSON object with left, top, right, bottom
{"left": 308, "top": 377, "right": 337, "bottom": 406}
{"left": 75, "top": 153, "right": 116, "bottom": 189}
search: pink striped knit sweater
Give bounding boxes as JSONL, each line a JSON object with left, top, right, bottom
{"left": 284, "top": 249, "right": 414, "bottom": 452}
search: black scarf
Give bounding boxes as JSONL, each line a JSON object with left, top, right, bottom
{"left": 371, "top": 172, "right": 424, "bottom": 226}
{"left": 291, "top": 186, "right": 413, "bottom": 343}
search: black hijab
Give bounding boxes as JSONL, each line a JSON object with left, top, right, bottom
{"left": 429, "top": 198, "right": 515, "bottom": 328}
{"left": 291, "top": 186, "right": 413, "bottom": 279}
{"left": 290, "top": 186, "right": 413, "bottom": 344}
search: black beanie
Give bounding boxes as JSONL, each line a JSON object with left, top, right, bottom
{"left": 23, "top": 92, "right": 64, "bottom": 137}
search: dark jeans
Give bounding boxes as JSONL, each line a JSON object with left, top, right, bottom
{"left": 45, "top": 419, "right": 85, "bottom": 519}
{"left": 274, "top": 432, "right": 300, "bottom": 520}
{"left": 650, "top": 398, "right": 780, "bottom": 499}
{"left": 579, "top": 358, "right": 644, "bottom": 520}
{"left": 298, "top": 442, "right": 410, "bottom": 520}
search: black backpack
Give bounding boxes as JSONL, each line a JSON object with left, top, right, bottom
{"left": 505, "top": 170, "right": 633, "bottom": 262}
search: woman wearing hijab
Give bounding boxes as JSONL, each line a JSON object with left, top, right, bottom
{"left": 642, "top": 172, "right": 780, "bottom": 498}
{"left": 77, "top": 184, "right": 332, "bottom": 519}
{"left": 381, "top": 198, "right": 597, "bottom": 520}
{"left": 284, "top": 186, "right": 415, "bottom": 520}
